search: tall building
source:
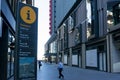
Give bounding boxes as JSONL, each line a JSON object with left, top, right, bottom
{"left": 45, "top": 0, "right": 120, "bottom": 73}
{"left": 0, "top": 0, "right": 34, "bottom": 79}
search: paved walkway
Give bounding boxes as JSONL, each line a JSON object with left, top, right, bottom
{"left": 37, "top": 62, "right": 120, "bottom": 80}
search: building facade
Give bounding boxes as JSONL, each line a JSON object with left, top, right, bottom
{"left": 45, "top": 0, "right": 79, "bottom": 63}
{"left": 0, "top": 0, "right": 34, "bottom": 80}
{"left": 45, "top": 0, "right": 120, "bottom": 73}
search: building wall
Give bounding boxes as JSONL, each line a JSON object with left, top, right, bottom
{"left": 105, "top": 0, "right": 120, "bottom": 72}
{"left": 47, "top": 0, "right": 120, "bottom": 73}
{"left": 57, "top": 0, "right": 107, "bottom": 70}
{"left": 97, "top": 0, "right": 107, "bottom": 36}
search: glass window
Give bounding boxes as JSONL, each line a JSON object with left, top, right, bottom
{"left": 8, "top": 0, "right": 17, "bottom": 16}
{"left": 7, "top": 32, "right": 15, "bottom": 79}
{"left": 74, "top": 24, "right": 81, "bottom": 44}
{"left": 63, "top": 21, "right": 68, "bottom": 49}
{"left": 68, "top": 11, "right": 76, "bottom": 33}
{"left": 22, "top": 0, "right": 27, "bottom": 4}
{"left": 22, "top": 0, "right": 33, "bottom": 5}
{"left": 86, "top": 0, "right": 97, "bottom": 39}
{"left": 68, "top": 16, "right": 74, "bottom": 31}
{"left": 86, "top": 0, "right": 92, "bottom": 39}
{"left": 107, "top": 1, "right": 120, "bottom": 27}
{"left": 50, "top": 41, "right": 57, "bottom": 53}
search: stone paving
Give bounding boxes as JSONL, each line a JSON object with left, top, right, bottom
{"left": 37, "top": 62, "right": 120, "bottom": 80}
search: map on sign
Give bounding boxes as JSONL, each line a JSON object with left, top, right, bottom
{"left": 19, "top": 57, "right": 35, "bottom": 78}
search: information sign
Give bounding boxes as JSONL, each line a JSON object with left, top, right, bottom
{"left": 16, "top": 2, "right": 38, "bottom": 80}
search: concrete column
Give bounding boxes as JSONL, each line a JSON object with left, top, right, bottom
{"left": 106, "top": 34, "right": 113, "bottom": 72}
{"left": 81, "top": 43, "right": 86, "bottom": 68}
{"left": 78, "top": 53, "right": 82, "bottom": 68}
{"left": 56, "top": 52, "right": 59, "bottom": 63}
{"left": 109, "top": 34, "right": 113, "bottom": 72}
{"left": 68, "top": 48, "right": 72, "bottom": 66}
{"left": 62, "top": 51, "right": 64, "bottom": 63}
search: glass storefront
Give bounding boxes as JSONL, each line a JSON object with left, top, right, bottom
{"left": 7, "top": 32, "right": 15, "bottom": 79}
{"left": 0, "top": 19, "right": 15, "bottom": 79}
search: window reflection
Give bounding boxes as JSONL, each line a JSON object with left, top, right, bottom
{"left": 86, "top": 0, "right": 98, "bottom": 39}
{"left": 68, "top": 11, "right": 76, "bottom": 33}
{"left": 7, "top": 32, "right": 15, "bottom": 79}
{"left": 68, "top": 16, "right": 74, "bottom": 32}
{"left": 107, "top": 10, "right": 114, "bottom": 26}
{"left": 86, "top": 0, "right": 92, "bottom": 39}
{"left": 75, "top": 27, "right": 80, "bottom": 44}
{"left": 50, "top": 41, "right": 57, "bottom": 53}
{"left": 107, "top": 1, "right": 120, "bottom": 27}
{"left": 63, "top": 22, "right": 68, "bottom": 49}
{"left": 22, "top": 0, "right": 27, "bottom": 4}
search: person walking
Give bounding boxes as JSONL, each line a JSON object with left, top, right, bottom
{"left": 58, "top": 60, "right": 64, "bottom": 79}
{"left": 38, "top": 60, "right": 42, "bottom": 70}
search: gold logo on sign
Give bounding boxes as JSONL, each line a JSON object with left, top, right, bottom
{"left": 20, "top": 6, "right": 36, "bottom": 24}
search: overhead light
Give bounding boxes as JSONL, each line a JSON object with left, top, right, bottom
{"left": 107, "top": 20, "right": 113, "bottom": 25}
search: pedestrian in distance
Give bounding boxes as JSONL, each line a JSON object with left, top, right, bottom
{"left": 57, "top": 60, "right": 64, "bottom": 79}
{"left": 38, "top": 60, "right": 42, "bottom": 70}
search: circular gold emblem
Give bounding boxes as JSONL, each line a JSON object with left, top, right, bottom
{"left": 20, "top": 6, "right": 36, "bottom": 24}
